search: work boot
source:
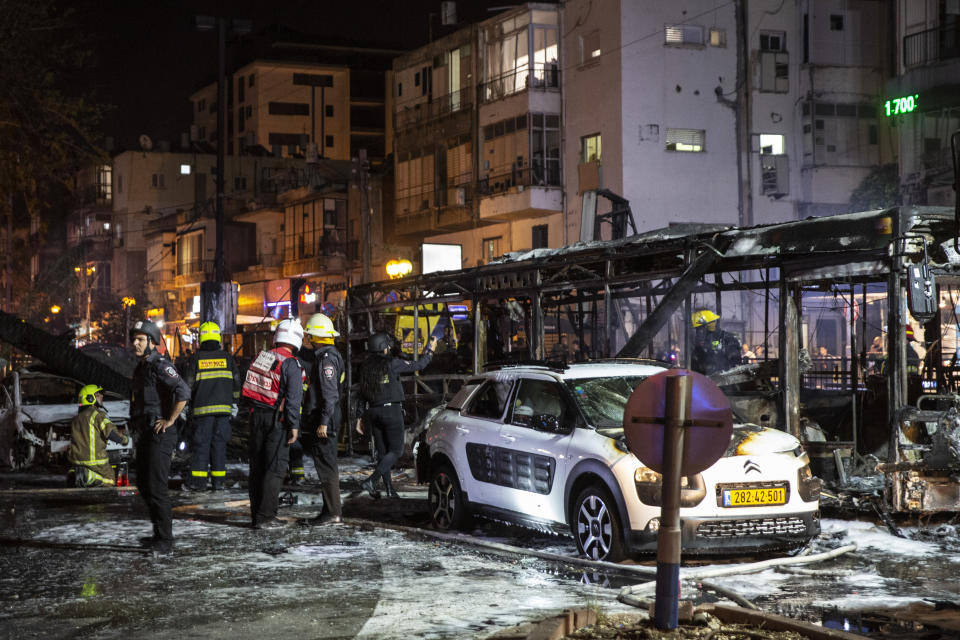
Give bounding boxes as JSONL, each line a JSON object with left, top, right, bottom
{"left": 360, "top": 476, "right": 381, "bottom": 500}
{"left": 382, "top": 475, "right": 400, "bottom": 499}
{"left": 307, "top": 513, "right": 343, "bottom": 526}
{"left": 151, "top": 540, "right": 175, "bottom": 555}
{"left": 138, "top": 535, "right": 159, "bottom": 548}
{"left": 180, "top": 481, "right": 201, "bottom": 493}
{"left": 257, "top": 518, "right": 289, "bottom": 530}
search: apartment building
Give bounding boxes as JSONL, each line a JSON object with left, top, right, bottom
{"left": 893, "top": 0, "right": 960, "bottom": 207}
{"left": 392, "top": 3, "right": 564, "bottom": 268}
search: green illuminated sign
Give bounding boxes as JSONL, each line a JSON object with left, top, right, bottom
{"left": 884, "top": 93, "right": 919, "bottom": 117}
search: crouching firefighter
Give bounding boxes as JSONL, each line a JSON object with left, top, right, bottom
{"left": 68, "top": 384, "right": 129, "bottom": 487}
{"left": 182, "top": 321, "right": 242, "bottom": 491}
{"left": 241, "top": 318, "right": 305, "bottom": 529}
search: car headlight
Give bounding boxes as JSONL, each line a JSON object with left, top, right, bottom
{"left": 797, "top": 463, "right": 822, "bottom": 502}
{"left": 634, "top": 467, "right": 706, "bottom": 507}
{"left": 635, "top": 466, "right": 661, "bottom": 484}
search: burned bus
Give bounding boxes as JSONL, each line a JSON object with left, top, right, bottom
{"left": 346, "top": 206, "right": 960, "bottom": 515}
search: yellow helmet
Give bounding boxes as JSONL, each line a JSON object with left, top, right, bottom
{"left": 691, "top": 309, "right": 720, "bottom": 327}
{"left": 199, "top": 321, "right": 222, "bottom": 344}
{"left": 79, "top": 384, "right": 103, "bottom": 406}
{"left": 304, "top": 313, "right": 339, "bottom": 338}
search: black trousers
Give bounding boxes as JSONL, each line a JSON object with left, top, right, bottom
{"left": 366, "top": 404, "right": 404, "bottom": 485}
{"left": 287, "top": 436, "right": 304, "bottom": 479}
{"left": 189, "top": 414, "right": 232, "bottom": 488}
{"left": 135, "top": 420, "right": 178, "bottom": 543}
{"left": 304, "top": 407, "right": 342, "bottom": 516}
{"left": 247, "top": 407, "right": 289, "bottom": 524}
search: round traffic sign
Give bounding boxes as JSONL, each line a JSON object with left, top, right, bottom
{"left": 622, "top": 369, "right": 732, "bottom": 476}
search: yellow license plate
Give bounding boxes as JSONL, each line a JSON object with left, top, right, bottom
{"left": 722, "top": 487, "right": 786, "bottom": 507}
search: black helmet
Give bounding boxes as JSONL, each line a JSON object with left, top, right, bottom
{"left": 130, "top": 319, "right": 163, "bottom": 347}
{"left": 368, "top": 332, "right": 393, "bottom": 353}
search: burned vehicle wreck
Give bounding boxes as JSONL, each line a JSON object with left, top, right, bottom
{"left": 347, "top": 205, "right": 960, "bottom": 518}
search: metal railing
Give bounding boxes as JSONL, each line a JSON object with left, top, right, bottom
{"left": 393, "top": 86, "right": 475, "bottom": 131}
{"left": 480, "top": 63, "right": 561, "bottom": 103}
{"left": 904, "top": 24, "right": 960, "bottom": 67}
{"left": 478, "top": 164, "right": 561, "bottom": 196}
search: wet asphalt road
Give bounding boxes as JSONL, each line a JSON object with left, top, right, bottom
{"left": 2, "top": 465, "right": 959, "bottom": 639}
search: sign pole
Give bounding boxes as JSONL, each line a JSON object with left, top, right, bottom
{"left": 654, "top": 372, "right": 690, "bottom": 629}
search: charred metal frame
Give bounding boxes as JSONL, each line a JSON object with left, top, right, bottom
{"left": 347, "top": 207, "right": 960, "bottom": 514}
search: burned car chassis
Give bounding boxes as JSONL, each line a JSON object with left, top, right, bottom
{"left": 347, "top": 206, "right": 960, "bottom": 516}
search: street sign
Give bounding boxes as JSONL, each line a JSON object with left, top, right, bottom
{"left": 623, "top": 369, "right": 732, "bottom": 476}
{"left": 621, "top": 369, "right": 732, "bottom": 631}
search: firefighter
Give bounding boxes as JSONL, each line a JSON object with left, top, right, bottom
{"left": 356, "top": 331, "right": 436, "bottom": 499}
{"left": 241, "top": 318, "right": 305, "bottom": 529}
{"left": 130, "top": 320, "right": 190, "bottom": 554}
{"left": 182, "top": 321, "right": 242, "bottom": 491}
{"left": 302, "top": 313, "right": 345, "bottom": 525}
{"left": 67, "top": 384, "right": 129, "bottom": 487}
{"left": 690, "top": 309, "right": 743, "bottom": 375}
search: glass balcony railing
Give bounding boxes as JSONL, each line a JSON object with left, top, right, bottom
{"left": 480, "top": 62, "right": 561, "bottom": 103}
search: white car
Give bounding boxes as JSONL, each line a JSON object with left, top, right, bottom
{"left": 418, "top": 361, "right": 821, "bottom": 561}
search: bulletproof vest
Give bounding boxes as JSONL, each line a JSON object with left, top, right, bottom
{"left": 191, "top": 348, "right": 236, "bottom": 416}
{"left": 131, "top": 351, "right": 165, "bottom": 420}
{"left": 362, "top": 355, "right": 403, "bottom": 406}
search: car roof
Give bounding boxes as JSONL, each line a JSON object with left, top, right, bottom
{"left": 484, "top": 359, "right": 667, "bottom": 381}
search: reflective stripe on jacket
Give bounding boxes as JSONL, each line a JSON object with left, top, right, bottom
{"left": 68, "top": 406, "right": 119, "bottom": 467}
{"left": 185, "top": 347, "right": 242, "bottom": 417}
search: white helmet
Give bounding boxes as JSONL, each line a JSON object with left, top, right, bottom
{"left": 274, "top": 318, "right": 304, "bottom": 350}
{"left": 304, "top": 313, "right": 339, "bottom": 338}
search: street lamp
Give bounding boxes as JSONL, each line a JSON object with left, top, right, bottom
{"left": 50, "top": 305, "right": 61, "bottom": 314}
{"left": 386, "top": 259, "right": 413, "bottom": 279}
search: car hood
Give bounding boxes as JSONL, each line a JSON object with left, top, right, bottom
{"left": 20, "top": 400, "right": 130, "bottom": 424}
{"left": 725, "top": 423, "right": 800, "bottom": 456}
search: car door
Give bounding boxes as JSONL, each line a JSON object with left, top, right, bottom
{"left": 451, "top": 376, "right": 515, "bottom": 504}
{"left": 495, "top": 376, "right": 575, "bottom": 524}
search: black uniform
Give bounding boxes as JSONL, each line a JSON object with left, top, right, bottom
{"left": 183, "top": 342, "right": 242, "bottom": 490}
{"left": 691, "top": 328, "right": 743, "bottom": 375}
{"left": 131, "top": 350, "right": 191, "bottom": 548}
{"left": 362, "top": 346, "right": 433, "bottom": 490}
{"left": 303, "top": 344, "right": 345, "bottom": 516}
{"left": 245, "top": 347, "right": 304, "bottom": 527}
{"left": 286, "top": 348, "right": 314, "bottom": 485}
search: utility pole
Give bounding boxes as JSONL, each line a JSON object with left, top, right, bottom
{"left": 358, "top": 149, "right": 371, "bottom": 283}
{"left": 215, "top": 16, "right": 226, "bottom": 283}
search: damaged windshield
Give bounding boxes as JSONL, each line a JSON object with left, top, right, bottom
{"left": 565, "top": 376, "right": 647, "bottom": 428}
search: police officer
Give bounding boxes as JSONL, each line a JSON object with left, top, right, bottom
{"left": 182, "top": 322, "right": 242, "bottom": 491}
{"left": 68, "top": 384, "right": 129, "bottom": 487}
{"left": 130, "top": 320, "right": 190, "bottom": 554}
{"left": 302, "top": 313, "right": 345, "bottom": 525}
{"left": 356, "top": 332, "right": 436, "bottom": 499}
{"left": 690, "top": 309, "right": 743, "bottom": 376}
{"left": 241, "top": 318, "right": 305, "bottom": 529}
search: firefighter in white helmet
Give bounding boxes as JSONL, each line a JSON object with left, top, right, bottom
{"left": 240, "top": 318, "right": 305, "bottom": 529}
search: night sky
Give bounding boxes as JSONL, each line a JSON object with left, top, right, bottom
{"left": 73, "top": 0, "right": 531, "bottom": 150}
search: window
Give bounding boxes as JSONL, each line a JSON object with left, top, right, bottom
{"left": 117, "top": 174, "right": 123, "bottom": 194}
{"left": 709, "top": 28, "right": 726, "bottom": 47}
{"left": 238, "top": 80, "right": 244, "bottom": 103}
{"left": 760, "top": 51, "right": 789, "bottom": 92}
{"left": 398, "top": 82, "right": 403, "bottom": 97}
{"left": 414, "top": 71, "right": 420, "bottom": 86}
{"left": 760, "top": 31, "right": 785, "bottom": 51}
{"left": 465, "top": 379, "right": 513, "bottom": 420}
{"left": 580, "top": 133, "right": 601, "bottom": 163}
{"left": 197, "top": 99, "right": 206, "bottom": 113}
{"left": 248, "top": 73, "right": 255, "bottom": 87}
{"left": 665, "top": 128, "right": 705, "bottom": 152}
{"left": 180, "top": 164, "right": 191, "bottom": 175}
{"left": 511, "top": 379, "right": 567, "bottom": 427}
{"left": 96, "top": 165, "right": 111, "bottom": 202}
{"left": 325, "top": 105, "right": 334, "bottom": 118}
{"left": 665, "top": 24, "right": 704, "bottom": 46}
{"left": 234, "top": 176, "right": 247, "bottom": 190}
{"left": 268, "top": 133, "right": 303, "bottom": 146}
{"left": 325, "top": 135, "right": 334, "bottom": 148}
{"left": 483, "top": 237, "right": 502, "bottom": 263}
{"left": 198, "top": 126, "right": 206, "bottom": 140}
{"left": 761, "top": 154, "right": 789, "bottom": 197}
{"left": 830, "top": 14, "right": 844, "bottom": 30}
{"left": 151, "top": 173, "right": 166, "bottom": 188}
{"left": 238, "top": 107, "right": 245, "bottom": 132}
{"left": 245, "top": 105, "right": 252, "bottom": 118}
{"left": 758, "top": 134, "right": 784, "bottom": 155}
{"left": 530, "top": 113, "right": 561, "bottom": 186}
{"left": 532, "top": 224, "right": 548, "bottom": 249}
{"left": 268, "top": 102, "right": 310, "bottom": 116}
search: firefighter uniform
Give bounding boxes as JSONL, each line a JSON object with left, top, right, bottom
{"left": 68, "top": 386, "right": 128, "bottom": 487}
{"left": 242, "top": 319, "right": 305, "bottom": 528}
{"left": 131, "top": 339, "right": 191, "bottom": 551}
{"left": 304, "top": 343, "right": 345, "bottom": 520}
{"left": 183, "top": 323, "right": 242, "bottom": 491}
{"left": 690, "top": 309, "right": 743, "bottom": 376}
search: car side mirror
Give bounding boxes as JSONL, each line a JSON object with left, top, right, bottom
{"left": 533, "top": 414, "right": 567, "bottom": 434}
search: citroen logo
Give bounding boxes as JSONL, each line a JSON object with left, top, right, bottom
{"left": 743, "top": 460, "right": 761, "bottom": 474}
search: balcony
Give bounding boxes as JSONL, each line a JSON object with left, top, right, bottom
{"left": 393, "top": 87, "right": 474, "bottom": 132}
{"left": 235, "top": 254, "right": 283, "bottom": 285}
{"left": 904, "top": 24, "right": 960, "bottom": 67}
{"left": 478, "top": 167, "right": 562, "bottom": 222}
{"left": 480, "top": 63, "right": 560, "bottom": 104}
{"left": 146, "top": 268, "right": 176, "bottom": 291}
{"left": 175, "top": 260, "right": 213, "bottom": 288}
{"left": 282, "top": 245, "right": 353, "bottom": 278}
{"left": 394, "top": 184, "right": 476, "bottom": 236}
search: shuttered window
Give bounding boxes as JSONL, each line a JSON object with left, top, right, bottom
{"left": 665, "top": 128, "right": 705, "bottom": 152}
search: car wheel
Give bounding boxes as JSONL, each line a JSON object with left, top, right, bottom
{"left": 428, "top": 464, "right": 470, "bottom": 530}
{"left": 572, "top": 485, "right": 626, "bottom": 562}
{"left": 8, "top": 437, "right": 36, "bottom": 470}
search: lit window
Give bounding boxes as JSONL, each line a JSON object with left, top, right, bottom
{"left": 180, "top": 164, "right": 191, "bottom": 175}
{"left": 591, "top": 48, "right": 601, "bottom": 58}
{"left": 665, "top": 24, "right": 704, "bottom": 46}
{"left": 759, "top": 134, "right": 784, "bottom": 155}
{"left": 580, "top": 133, "right": 602, "bottom": 163}
{"left": 665, "top": 128, "right": 705, "bottom": 152}
{"left": 709, "top": 28, "right": 726, "bottom": 47}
